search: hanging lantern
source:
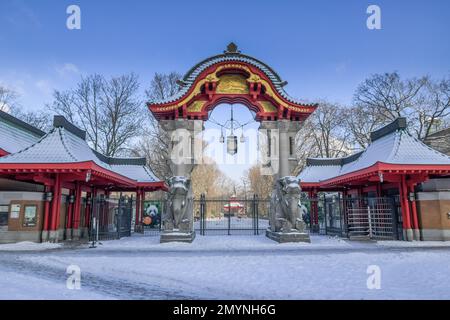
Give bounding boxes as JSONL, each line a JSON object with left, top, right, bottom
{"left": 219, "top": 131, "right": 225, "bottom": 143}
{"left": 240, "top": 132, "right": 245, "bottom": 143}
{"left": 227, "top": 135, "right": 238, "bottom": 155}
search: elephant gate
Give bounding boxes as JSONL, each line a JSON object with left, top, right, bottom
{"left": 147, "top": 43, "right": 317, "bottom": 243}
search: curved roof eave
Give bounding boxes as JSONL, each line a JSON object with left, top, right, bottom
{"left": 147, "top": 49, "right": 314, "bottom": 107}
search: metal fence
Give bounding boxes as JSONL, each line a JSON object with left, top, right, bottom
{"left": 196, "top": 194, "right": 270, "bottom": 235}
{"left": 302, "top": 195, "right": 399, "bottom": 240}
{"left": 89, "top": 195, "right": 133, "bottom": 243}
{"left": 345, "top": 197, "right": 397, "bottom": 240}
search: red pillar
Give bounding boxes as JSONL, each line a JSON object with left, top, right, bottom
{"left": 49, "top": 174, "right": 62, "bottom": 241}
{"left": 71, "top": 182, "right": 82, "bottom": 239}
{"left": 43, "top": 185, "right": 50, "bottom": 231}
{"left": 135, "top": 189, "right": 141, "bottom": 227}
{"left": 400, "top": 175, "right": 412, "bottom": 241}
{"left": 409, "top": 183, "right": 420, "bottom": 240}
{"left": 72, "top": 182, "right": 82, "bottom": 229}
{"left": 66, "top": 189, "right": 74, "bottom": 230}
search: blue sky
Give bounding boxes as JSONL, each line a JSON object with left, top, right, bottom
{"left": 0, "top": 0, "right": 449, "bottom": 180}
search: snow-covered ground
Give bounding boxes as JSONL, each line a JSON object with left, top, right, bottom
{"left": 1, "top": 235, "right": 450, "bottom": 300}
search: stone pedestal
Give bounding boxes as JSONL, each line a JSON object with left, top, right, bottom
{"left": 266, "top": 229, "right": 310, "bottom": 243}
{"left": 160, "top": 231, "right": 196, "bottom": 243}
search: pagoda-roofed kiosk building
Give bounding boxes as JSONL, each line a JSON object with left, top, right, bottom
{"left": 298, "top": 118, "right": 450, "bottom": 241}
{"left": 0, "top": 112, "right": 164, "bottom": 243}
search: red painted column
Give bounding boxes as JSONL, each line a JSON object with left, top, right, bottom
{"left": 49, "top": 174, "right": 62, "bottom": 242}
{"left": 66, "top": 190, "right": 74, "bottom": 230}
{"left": 141, "top": 190, "right": 145, "bottom": 222}
{"left": 42, "top": 185, "right": 51, "bottom": 241}
{"left": 72, "top": 182, "right": 82, "bottom": 239}
{"left": 42, "top": 185, "right": 50, "bottom": 230}
{"left": 72, "top": 182, "right": 82, "bottom": 229}
{"left": 409, "top": 183, "right": 420, "bottom": 240}
{"left": 400, "top": 175, "right": 412, "bottom": 241}
{"left": 135, "top": 189, "right": 141, "bottom": 228}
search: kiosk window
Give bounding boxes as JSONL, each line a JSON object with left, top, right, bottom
{"left": 0, "top": 205, "right": 8, "bottom": 227}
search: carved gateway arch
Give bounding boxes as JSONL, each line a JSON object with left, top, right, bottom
{"left": 148, "top": 44, "right": 314, "bottom": 243}
{"left": 148, "top": 43, "right": 317, "bottom": 121}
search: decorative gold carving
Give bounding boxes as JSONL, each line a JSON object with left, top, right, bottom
{"left": 187, "top": 101, "right": 206, "bottom": 112}
{"left": 216, "top": 74, "right": 249, "bottom": 94}
{"left": 153, "top": 61, "right": 311, "bottom": 114}
{"left": 259, "top": 101, "right": 277, "bottom": 113}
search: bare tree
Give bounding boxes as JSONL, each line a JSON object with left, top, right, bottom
{"left": 411, "top": 76, "right": 450, "bottom": 140}
{"left": 100, "top": 73, "right": 143, "bottom": 156}
{"left": 0, "top": 86, "right": 19, "bottom": 112}
{"left": 353, "top": 72, "right": 427, "bottom": 122}
{"left": 131, "top": 116, "right": 172, "bottom": 180}
{"left": 352, "top": 72, "right": 450, "bottom": 142}
{"left": 145, "top": 72, "right": 182, "bottom": 101}
{"left": 48, "top": 73, "right": 144, "bottom": 156}
{"left": 245, "top": 164, "right": 274, "bottom": 200}
{"left": 0, "top": 85, "right": 52, "bottom": 130}
{"left": 190, "top": 160, "right": 229, "bottom": 200}
{"left": 15, "top": 110, "right": 52, "bottom": 131}
{"left": 342, "top": 105, "right": 383, "bottom": 149}
{"left": 294, "top": 101, "right": 352, "bottom": 172}
{"left": 132, "top": 72, "right": 182, "bottom": 179}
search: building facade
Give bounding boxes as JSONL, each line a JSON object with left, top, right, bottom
{"left": 0, "top": 111, "right": 164, "bottom": 243}
{"left": 298, "top": 118, "right": 450, "bottom": 241}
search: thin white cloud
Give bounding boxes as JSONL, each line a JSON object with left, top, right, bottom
{"left": 335, "top": 62, "right": 348, "bottom": 74}
{"left": 35, "top": 79, "right": 53, "bottom": 97}
{"left": 55, "top": 63, "right": 81, "bottom": 77}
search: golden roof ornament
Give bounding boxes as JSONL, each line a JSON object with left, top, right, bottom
{"left": 224, "top": 42, "right": 240, "bottom": 54}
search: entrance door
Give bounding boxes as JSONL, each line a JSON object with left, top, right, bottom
{"left": 345, "top": 197, "right": 397, "bottom": 240}
{"left": 196, "top": 194, "right": 269, "bottom": 235}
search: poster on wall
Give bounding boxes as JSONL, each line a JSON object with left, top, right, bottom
{"left": 142, "top": 201, "right": 161, "bottom": 229}
{"left": 23, "top": 206, "right": 37, "bottom": 227}
{"left": 10, "top": 204, "right": 21, "bottom": 219}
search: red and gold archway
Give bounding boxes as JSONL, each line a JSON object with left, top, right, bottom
{"left": 147, "top": 43, "right": 317, "bottom": 122}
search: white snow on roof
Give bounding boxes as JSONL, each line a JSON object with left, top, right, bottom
{"left": 298, "top": 129, "right": 450, "bottom": 183}
{"left": 298, "top": 165, "right": 341, "bottom": 184}
{"left": 0, "top": 118, "right": 41, "bottom": 154}
{"left": 111, "top": 165, "right": 159, "bottom": 183}
{"left": 0, "top": 127, "right": 159, "bottom": 183}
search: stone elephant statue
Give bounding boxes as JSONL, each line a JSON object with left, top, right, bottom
{"left": 162, "top": 176, "right": 193, "bottom": 233}
{"left": 269, "top": 176, "right": 306, "bottom": 233}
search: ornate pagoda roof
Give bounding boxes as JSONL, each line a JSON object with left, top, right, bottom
{"left": 148, "top": 43, "right": 317, "bottom": 121}
{"left": 0, "top": 115, "right": 160, "bottom": 185}
{"left": 298, "top": 118, "right": 450, "bottom": 185}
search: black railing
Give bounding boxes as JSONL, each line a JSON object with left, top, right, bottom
{"left": 89, "top": 195, "right": 133, "bottom": 244}
{"left": 196, "top": 194, "right": 269, "bottom": 236}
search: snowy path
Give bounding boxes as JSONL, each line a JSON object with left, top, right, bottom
{"left": 1, "top": 235, "right": 450, "bottom": 299}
